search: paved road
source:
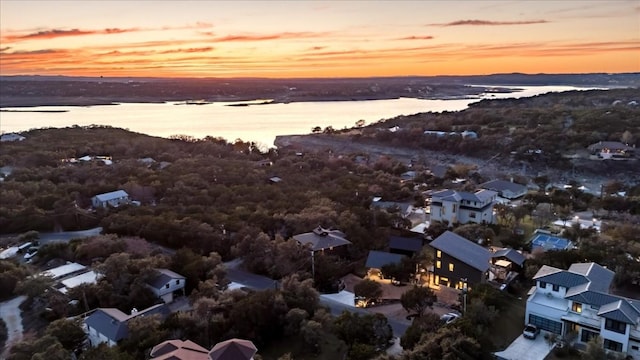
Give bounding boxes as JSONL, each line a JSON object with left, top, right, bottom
{"left": 224, "top": 260, "right": 410, "bottom": 336}
{"left": 37, "top": 227, "right": 103, "bottom": 245}
{"left": 0, "top": 295, "right": 26, "bottom": 359}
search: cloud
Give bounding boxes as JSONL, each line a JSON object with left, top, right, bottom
{"left": 0, "top": 46, "right": 11, "bottom": 52}
{"left": 213, "top": 32, "right": 327, "bottom": 42}
{"left": 4, "top": 27, "right": 140, "bottom": 41}
{"left": 396, "top": 35, "right": 434, "bottom": 40}
{"left": 432, "top": 19, "right": 548, "bottom": 26}
{"left": 159, "top": 47, "right": 214, "bottom": 54}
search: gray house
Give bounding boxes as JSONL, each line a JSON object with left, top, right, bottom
{"left": 429, "top": 231, "right": 491, "bottom": 289}
{"left": 480, "top": 180, "right": 528, "bottom": 199}
{"left": 85, "top": 304, "right": 170, "bottom": 347}
{"left": 146, "top": 269, "right": 186, "bottom": 303}
{"left": 91, "top": 190, "right": 130, "bottom": 208}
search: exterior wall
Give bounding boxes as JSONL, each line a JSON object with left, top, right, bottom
{"left": 628, "top": 339, "right": 640, "bottom": 359}
{"left": 535, "top": 280, "right": 568, "bottom": 298}
{"left": 88, "top": 326, "right": 116, "bottom": 347}
{"left": 153, "top": 278, "right": 184, "bottom": 297}
{"left": 600, "top": 322, "right": 630, "bottom": 352}
{"left": 160, "top": 292, "right": 173, "bottom": 303}
{"left": 92, "top": 195, "right": 129, "bottom": 208}
{"left": 431, "top": 196, "right": 495, "bottom": 224}
{"left": 433, "top": 251, "right": 484, "bottom": 287}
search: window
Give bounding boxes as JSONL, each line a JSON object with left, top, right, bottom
{"left": 603, "top": 339, "right": 623, "bottom": 352}
{"left": 175, "top": 280, "right": 180, "bottom": 285}
{"left": 436, "top": 250, "right": 442, "bottom": 258}
{"left": 571, "top": 302, "right": 582, "bottom": 313}
{"left": 552, "top": 284, "right": 560, "bottom": 292}
{"left": 436, "top": 260, "right": 441, "bottom": 269}
{"left": 632, "top": 345, "right": 639, "bottom": 351}
{"left": 449, "top": 263, "right": 454, "bottom": 272}
{"left": 605, "top": 319, "right": 626, "bottom": 334}
{"left": 469, "top": 212, "right": 477, "bottom": 219}
{"left": 452, "top": 204, "right": 457, "bottom": 213}
{"left": 539, "top": 281, "right": 547, "bottom": 289}
{"left": 165, "top": 284, "right": 170, "bottom": 289}
{"left": 581, "top": 329, "right": 598, "bottom": 343}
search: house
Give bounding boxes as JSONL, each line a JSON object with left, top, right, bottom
{"left": 371, "top": 199, "right": 414, "bottom": 218}
{"left": 150, "top": 338, "right": 258, "bottom": 360}
{"left": 526, "top": 262, "right": 640, "bottom": 359}
{"left": 491, "top": 248, "right": 526, "bottom": 269}
{"left": 0, "top": 133, "right": 26, "bottom": 142}
{"left": 588, "top": 141, "right": 635, "bottom": 159}
{"left": 430, "top": 189, "right": 497, "bottom": 225}
{"left": 146, "top": 268, "right": 186, "bottom": 303}
{"left": 429, "top": 231, "right": 491, "bottom": 289}
{"left": 365, "top": 250, "right": 406, "bottom": 279}
{"left": 480, "top": 179, "right": 528, "bottom": 199}
{"left": 388, "top": 235, "right": 424, "bottom": 257}
{"left": 85, "top": 304, "right": 170, "bottom": 347}
{"left": 91, "top": 190, "right": 130, "bottom": 208}
{"left": 293, "top": 226, "right": 351, "bottom": 253}
{"left": 150, "top": 339, "right": 209, "bottom": 360}
{"left": 490, "top": 248, "right": 526, "bottom": 286}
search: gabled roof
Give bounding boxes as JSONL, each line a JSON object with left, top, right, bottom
{"left": 209, "top": 338, "right": 257, "bottom": 360}
{"left": 588, "top": 141, "right": 634, "bottom": 151}
{"left": 94, "top": 190, "right": 129, "bottom": 201}
{"left": 533, "top": 268, "right": 589, "bottom": 289}
{"left": 432, "top": 189, "right": 460, "bottom": 202}
{"left": 598, "top": 300, "right": 640, "bottom": 324}
{"left": 432, "top": 189, "right": 497, "bottom": 203}
{"left": 430, "top": 231, "right": 491, "bottom": 272}
{"left": 365, "top": 250, "right": 406, "bottom": 269}
{"left": 388, "top": 236, "right": 423, "bottom": 252}
{"left": 150, "top": 339, "right": 209, "bottom": 360}
{"left": 147, "top": 268, "right": 186, "bottom": 290}
{"left": 372, "top": 201, "right": 412, "bottom": 214}
{"left": 492, "top": 248, "right": 526, "bottom": 267}
{"left": 85, "top": 304, "right": 170, "bottom": 342}
{"left": 565, "top": 285, "right": 623, "bottom": 308}
{"left": 568, "top": 263, "right": 614, "bottom": 292}
{"left": 293, "top": 226, "right": 351, "bottom": 252}
{"left": 480, "top": 180, "right": 527, "bottom": 195}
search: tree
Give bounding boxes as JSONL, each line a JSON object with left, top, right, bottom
{"left": 582, "top": 336, "right": 606, "bottom": 360}
{"left": 44, "top": 318, "right": 86, "bottom": 351}
{"left": 79, "top": 344, "right": 135, "bottom": 360}
{"left": 8, "top": 335, "right": 70, "bottom": 360}
{"left": 300, "top": 320, "right": 323, "bottom": 352}
{"left": 353, "top": 279, "right": 382, "bottom": 305}
{"left": 312, "top": 126, "right": 322, "bottom": 133}
{"left": 280, "top": 274, "right": 320, "bottom": 315}
{"left": 400, "top": 312, "right": 441, "bottom": 350}
{"left": 400, "top": 286, "right": 437, "bottom": 317}
{"left": 15, "top": 274, "right": 53, "bottom": 299}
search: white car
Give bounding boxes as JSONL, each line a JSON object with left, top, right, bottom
{"left": 23, "top": 247, "right": 38, "bottom": 260}
{"left": 523, "top": 324, "right": 540, "bottom": 339}
{"left": 440, "top": 312, "right": 461, "bottom": 324}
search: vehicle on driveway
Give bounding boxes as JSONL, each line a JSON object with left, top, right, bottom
{"left": 523, "top": 324, "right": 540, "bottom": 339}
{"left": 23, "top": 247, "right": 38, "bottom": 260}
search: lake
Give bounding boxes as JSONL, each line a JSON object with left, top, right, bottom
{"left": 0, "top": 85, "right": 596, "bottom": 148}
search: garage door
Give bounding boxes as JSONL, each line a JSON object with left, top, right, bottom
{"left": 529, "top": 314, "right": 562, "bottom": 334}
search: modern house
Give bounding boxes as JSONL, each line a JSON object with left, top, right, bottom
{"left": 91, "top": 190, "right": 130, "bottom": 208}
{"left": 526, "top": 262, "right": 640, "bottom": 358}
{"left": 293, "top": 226, "right": 351, "bottom": 254}
{"left": 588, "top": 141, "right": 635, "bottom": 160}
{"left": 85, "top": 304, "right": 170, "bottom": 347}
{"left": 150, "top": 338, "right": 258, "bottom": 360}
{"left": 480, "top": 180, "right": 528, "bottom": 200}
{"left": 429, "top": 231, "right": 491, "bottom": 289}
{"left": 388, "top": 235, "right": 423, "bottom": 257}
{"left": 146, "top": 269, "right": 186, "bottom": 304}
{"left": 430, "top": 189, "right": 497, "bottom": 225}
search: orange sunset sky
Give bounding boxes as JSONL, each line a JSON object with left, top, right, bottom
{"left": 1, "top": 0, "right": 639, "bottom": 78}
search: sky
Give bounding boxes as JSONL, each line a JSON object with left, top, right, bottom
{"left": 0, "top": 0, "right": 638, "bottom": 78}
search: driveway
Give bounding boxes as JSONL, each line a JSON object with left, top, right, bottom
{"left": 37, "top": 227, "right": 103, "bottom": 245}
{"left": 493, "top": 333, "right": 554, "bottom": 360}
{"left": 0, "top": 295, "right": 26, "bottom": 359}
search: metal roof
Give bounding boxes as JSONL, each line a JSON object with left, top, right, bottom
{"left": 534, "top": 270, "right": 589, "bottom": 289}
{"left": 430, "top": 231, "right": 491, "bottom": 272}
{"left": 293, "top": 226, "right": 351, "bottom": 251}
{"left": 480, "top": 180, "right": 527, "bottom": 195}
{"left": 567, "top": 263, "right": 614, "bottom": 292}
{"left": 492, "top": 248, "right": 526, "bottom": 267}
{"left": 388, "top": 236, "right": 423, "bottom": 252}
{"left": 598, "top": 300, "right": 640, "bottom": 324}
{"left": 365, "top": 250, "right": 406, "bottom": 269}
{"left": 94, "top": 190, "right": 129, "bottom": 202}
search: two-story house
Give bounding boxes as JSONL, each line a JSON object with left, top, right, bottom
{"left": 429, "top": 231, "right": 491, "bottom": 290}
{"left": 430, "top": 189, "right": 497, "bottom": 225}
{"left": 85, "top": 304, "right": 170, "bottom": 347}
{"left": 146, "top": 268, "right": 186, "bottom": 304}
{"left": 91, "top": 190, "right": 130, "bottom": 208}
{"left": 526, "top": 262, "right": 640, "bottom": 358}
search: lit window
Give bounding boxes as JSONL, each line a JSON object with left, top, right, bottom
{"left": 436, "top": 250, "right": 442, "bottom": 258}
{"left": 571, "top": 302, "right": 582, "bottom": 313}
{"left": 449, "top": 263, "right": 454, "bottom": 272}
{"left": 436, "top": 261, "right": 441, "bottom": 269}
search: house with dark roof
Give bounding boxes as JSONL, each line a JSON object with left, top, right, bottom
{"left": 429, "top": 231, "right": 491, "bottom": 289}
{"left": 588, "top": 141, "right": 635, "bottom": 160}
{"left": 85, "top": 304, "right": 170, "bottom": 347}
{"left": 91, "top": 190, "right": 130, "bottom": 208}
{"left": 209, "top": 338, "right": 258, "bottom": 360}
{"left": 146, "top": 268, "right": 186, "bottom": 303}
{"left": 293, "top": 226, "right": 351, "bottom": 253}
{"left": 430, "top": 189, "right": 497, "bottom": 225}
{"left": 526, "top": 262, "right": 640, "bottom": 358}
{"left": 480, "top": 180, "right": 528, "bottom": 200}
{"left": 149, "top": 338, "right": 258, "bottom": 360}
{"left": 491, "top": 248, "right": 526, "bottom": 269}
{"left": 388, "top": 235, "right": 423, "bottom": 257}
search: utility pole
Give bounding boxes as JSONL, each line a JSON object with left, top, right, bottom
{"left": 311, "top": 250, "right": 315, "bottom": 279}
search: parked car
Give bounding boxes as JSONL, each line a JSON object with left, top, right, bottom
{"left": 523, "top": 324, "right": 540, "bottom": 339}
{"left": 23, "top": 247, "right": 38, "bottom": 260}
{"left": 440, "top": 312, "right": 461, "bottom": 324}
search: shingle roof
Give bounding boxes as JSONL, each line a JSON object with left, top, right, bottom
{"left": 209, "top": 338, "right": 257, "bottom": 360}
{"left": 492, "top": 248, "right": 526, "bottom": 267}
{"left": 293, "top": 226, "right": 351, "bottom": 252}
{"left": 85, "top": 304, "right": 170, "bottom": 343}
{"left": 433, "top": 189, "right": 497, "bottom": 203}
{"left": 534, "top": 269, "right": 589, "bottom": 289}
{"left": 598, "top": 300, "right": 640, "bottom": 324}
{"left": 430, "top": 231, "right": 491, "bottom": 272}
{"left": 365, "top": 251, "right": 406, "bottom": 269}
{"left": 480, "top": 180, "right": 527, "bottom": 195}
{"left": 150, "top": 339, "right": 209, "bottom": 360}
{"left": 565, "top": 285, "right": 621, "bottom": 308}
{"left": 147, "top": 268, "right": 186, "bottom": 290}
{"left": 568, "top": 263, "right": 614, "bottom": 292}
{"left": 94, "top": 190, "right": 129, "bottom": 202}
{"left": 388, "top": 236, "right": 423, "bottom": 252}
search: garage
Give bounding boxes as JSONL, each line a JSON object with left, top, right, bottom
{"left": 529, "top": 314, "right": 563, "bottom": 334}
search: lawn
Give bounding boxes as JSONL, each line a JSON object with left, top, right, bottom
{"left": 258, "top": 333, "right": 347, "bottom": 360}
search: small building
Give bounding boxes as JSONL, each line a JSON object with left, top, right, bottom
{"left": 91, "top": 190, "right": 130, "bottom": 208}
{"left": 429, "top": 231, "right": 491, "bottom": 289}
{"left": 146, "top": 269, "right": 186, "bottom": 304}
{"left": 388, "top": 235, "right": 423, "bottom": 257}
{"left": 0, "top": 133, "right": 26, "bottom": 142}
{"left": 480, "top": 179, "right": 528, "bottom": 199}
{"left": 85, "top": 304, "right": 170, "bottom": 347}
{"left": 588, "top": 141, "right": 635, "bottom": 159}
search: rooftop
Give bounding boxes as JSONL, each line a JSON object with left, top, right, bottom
{"left": 430, "top": 231, "right": 491, "bottom": 272}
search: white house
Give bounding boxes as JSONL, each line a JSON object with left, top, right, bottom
{"left": 146, "top": 269, "right": 186, "bottom": 303}
{"left": 526, "top": 262, "right": 640, "bottom": 358}
{"left": 430, "top": 189, "right": 497, "bottom": 224}
{"left": 0, "top": 133, "right": 26, "bottom": 142}
{"left": 91, "top": 190, "right": 130, "bottom": 208}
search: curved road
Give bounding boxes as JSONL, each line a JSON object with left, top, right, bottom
{"left": 0, "top": 295, "right": 26, "bottom": 359}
